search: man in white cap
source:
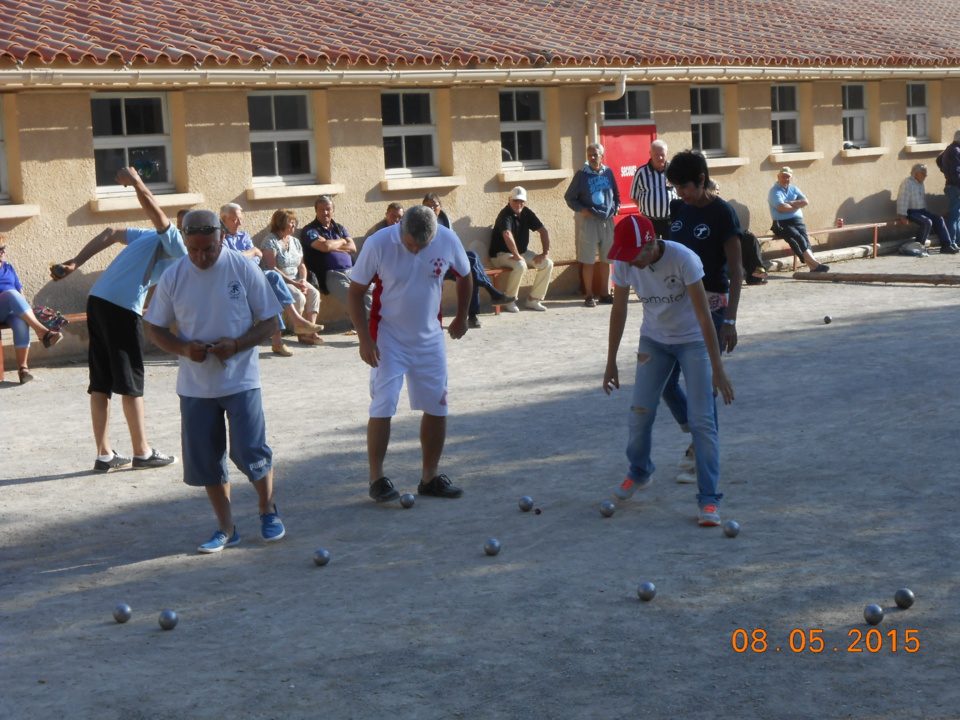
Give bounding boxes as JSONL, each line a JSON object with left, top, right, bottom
{"left": 768, "top": 167, "right": 830, "bottom": 272}
{"left": 489, "top": 186, "right": 553, "bottom": 312}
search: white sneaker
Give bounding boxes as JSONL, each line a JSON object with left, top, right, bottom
{"left": 503, "top": 302, "right": 520, "bottom": 313}
{"left": 525, "top": 299, "right": 547, "bottom": 312}
{"left": 676, "top": 469, "right": 697, "bottom": 484}
{"left": 678, "top": 442, "right": 695, "bottom": 471}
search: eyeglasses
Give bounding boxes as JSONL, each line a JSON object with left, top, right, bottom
{"left": 182, "top": 225, "right": 220, "bottom": 236}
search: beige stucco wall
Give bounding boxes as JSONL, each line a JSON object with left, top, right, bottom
{"left": 3, "top": 76, "right": 959, "bottom": 367}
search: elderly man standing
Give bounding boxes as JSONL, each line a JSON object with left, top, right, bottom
{"left": 489, "top": 186, "right": 553, "bottom": 313}
{"left": 897, "top": 163, "right": 959, "bottom": 254}
{"left": 220, "top": 202, "right": 322, "bottom": 355}
{"left": 565, "top": 142, "right": 620, "bottom": 306}
{"left": 347, "top": 205, "right": 471, "bottom": 504}
{"left": 53, "top": 167, "right": 180, "bottom": 473}
{"left": 145, "top": 210, "right": 285, "bottom": 553}
{"left": 301, "top": 195, "right": 373, "bottom": 319}
{"left": 768, "top": 167, "right": 830, "bottom": 272}
{"left": 629, "top": 139, "right": 677, "bottom": 238}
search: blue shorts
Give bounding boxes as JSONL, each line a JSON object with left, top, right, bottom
{"left": 179, "top": 389, "right": 272, "bottom": 486}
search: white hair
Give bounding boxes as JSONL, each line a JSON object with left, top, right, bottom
{"left": 587, "top": 142, "right": 605, "bottom": 156}
{"left": 220, "top": 202, "right": 242, "bottom": 218}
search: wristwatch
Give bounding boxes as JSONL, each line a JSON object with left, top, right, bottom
{"left": 722, "top": 319, "right": 736, "bottom": 326}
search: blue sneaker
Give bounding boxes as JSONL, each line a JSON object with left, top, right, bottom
{"left": 260, "top": 505, "right": 285, "bottom": 542}
{"left": 198, "top": 526, "right": 241, "bottom": 554}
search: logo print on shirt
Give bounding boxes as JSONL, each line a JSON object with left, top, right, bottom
{"left": 429, "top": 258, "right": 446, "bottom": 277}
{"left": 671, "top": 220, "right": 682, "bottom": 233}
{"left": 228, "top": 281, "right": 242, "bottom": 299}
{"left": 664, "top": 274, "right": 684, "bottom": 293}
{"left": 693, "top": 224, "right": 711, "bottom": 240}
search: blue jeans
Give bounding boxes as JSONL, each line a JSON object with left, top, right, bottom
{"left": 662, "top": 307, "right": 725, "bottom": 430}
{"left": 944, "top": 185, "right": 960, "bottom": 248}
{"left": 906, "top": 208, "right": 953, "bottom": 247}
{"left": 445, "top": 251, "right": 496, "bottom": 314}
{"left": 264, "top": 269, "right": 293, "bottom": 325}
{"left": 0, "top": 289, "right": 32, "bottom": 347}
{"left": 625, "top": 335, "right": 722, "bottom": 508}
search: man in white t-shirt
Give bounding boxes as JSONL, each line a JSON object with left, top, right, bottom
{"left": 347, "top": 205, "right": 472, "bottom": 503}
{"left": 602, "top": 215, "right": 734, "bottom": 527}
{"left": 145, "top": 210, "right": 286, "bottom": 553}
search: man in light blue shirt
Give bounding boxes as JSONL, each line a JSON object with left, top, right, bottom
{"left": 768, "top": 167, "right": 830, "bottom": 272}
{"left": 54, "top": 167, "right": 183, "bottom": 473}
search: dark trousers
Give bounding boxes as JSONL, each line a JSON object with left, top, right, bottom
{"left": 906, "top": 208, "right": 954, "bottom": 247}
{"left": 445, "top": 251, "right": 497, "bottom": 314}
{"left": 771, "top": 218, "right": 811, "bottom": 258}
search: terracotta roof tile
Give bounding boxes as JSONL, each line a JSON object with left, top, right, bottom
{"left": 0, "top": 0, "right": 958, "bottom": 69}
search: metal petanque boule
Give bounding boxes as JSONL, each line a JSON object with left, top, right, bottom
{"left": 637, "top": 582, "right": 657, "bottom": 601}
{"left": 399, "top": 493, "right": 416, "bottom": 509}
{"left": 863, "top": 604, "right": 884, "bottom": 626}
{"left": 518, "top": 496, "right": 534, "bottom": 512}
{"left": 313, "top": 549, "right": 331, "bottom": 566}
{"left": 824, "top": 315, "right": 832, "bottom": 324}
{"left": 113, "top": 603, "right": 132, "bottom": 624}
{"left": 599, "top": 501, "right": 616, "bottom": 518}
{"left": 723, "top": 521, "right": 740, "bottom": 538}
{"left": 158, "top": 609, "right": 178, "bottom": 630}
{"left": 484, "top": 538, "right": 501, "bottom": 556}
{"left": 894, "top": 588, "right": 915, "bottom": 609}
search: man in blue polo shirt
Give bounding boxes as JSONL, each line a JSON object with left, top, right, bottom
{"left": 768, "top": 167, "right": 830, "bottom": 272}
{"left": 54, "top": 167, "right": 182, "bottom": 473}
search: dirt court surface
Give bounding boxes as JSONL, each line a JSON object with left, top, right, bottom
{"left": 3, "top": 253, "right": 960, "bottom": 719}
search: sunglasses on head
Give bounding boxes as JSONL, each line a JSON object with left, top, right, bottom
{"left": 182, "top": 225, "right": 220, "bottom": 236}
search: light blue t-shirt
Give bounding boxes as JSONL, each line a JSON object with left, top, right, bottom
{"left": 89, "top": 225, "right": 186, "bottom": 315}
{"left": 768, "top": 183, "right": 805, "bottom": 221}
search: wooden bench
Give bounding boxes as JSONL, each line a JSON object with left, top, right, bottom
{"left": 0, "top": 312, "right": 86, "bottom": 382}
{"left": 757, "top": 221, "right": 900, "bottom": 269}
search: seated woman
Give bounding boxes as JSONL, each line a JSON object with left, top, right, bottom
{"left": 260, "top": 209, "right": 323, "bottom": 348}
{"left": 0, "top": 235, "right": 62, "bottom": 383}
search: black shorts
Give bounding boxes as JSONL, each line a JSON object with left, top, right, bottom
{"left": 87, "top": 295, "right": 145, "bottom": 398}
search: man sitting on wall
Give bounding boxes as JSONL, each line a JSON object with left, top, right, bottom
{"left": 489, "top": 186, "right": 554, "bottom": 313}
{"left": 896, "top": 163, "right": 959, "bottom": 255}
{"left": 767, "top": 167, "right": 830, "bottom": 272}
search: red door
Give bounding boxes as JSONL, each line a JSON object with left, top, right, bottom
{"left": 599, "top": 124, "right": 657, "bottom": 226}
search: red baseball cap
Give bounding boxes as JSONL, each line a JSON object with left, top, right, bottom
{"left": 608, "top": 215, "right": 656, "bottom": 262}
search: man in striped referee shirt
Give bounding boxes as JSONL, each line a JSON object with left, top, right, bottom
{"left": 630, "top": 140, "right": 677, "bottom": 238}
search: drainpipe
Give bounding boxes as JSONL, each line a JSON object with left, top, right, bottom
{"left": 586, "top": 73, "right": 627, "bottom": 145}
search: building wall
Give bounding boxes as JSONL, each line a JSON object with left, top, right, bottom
{"left": 2, "top": 76, "right": 958, "bottom": 363}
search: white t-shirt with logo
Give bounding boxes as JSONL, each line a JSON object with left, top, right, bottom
{"left": 144, "top": 249, "right": 282, "bottom": 398}
{"left": 351, "top": 224, "right": 469, "bottom": 353}
{"left": 611, "top": 240, "right": 705, "bottom": 345}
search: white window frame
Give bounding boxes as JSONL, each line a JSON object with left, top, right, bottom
{"left": 690, "top": 86, "right": 725, "bottom": 158}
{"left": 500, "top": 89, "right": 547, "bottom": 171}
{"left": 381, "top": 90, "right": 439, "bottom": 179}
{"left": 906, "top": 83, "right": 930, "bottom": 144}
{"left": 91, "top": 92, "right": 174, "bottom": 197}
{"left": 771, "top": 84, "right": 801, "bottom": 153}
{"left": 248, "top": 91, "right": 316, "bottom": 187}
{"left": 601, "top": 87, "right": 653, "bottom": 126}
{"left": 0, "top": 96, "right": 8, "bottom": 203}
{"left": 842, "top": 84, "right": 868, "bottom": 146}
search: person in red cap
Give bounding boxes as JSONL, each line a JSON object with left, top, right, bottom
{"left": 602, "top": 215, "right": 734, "bottom": 527}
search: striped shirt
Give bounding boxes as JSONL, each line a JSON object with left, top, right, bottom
{"left": 630, "top": 160, "right": 677, "bottom": 219}
{"left": 896, "top": 175, "right": 926, "bottom": 215}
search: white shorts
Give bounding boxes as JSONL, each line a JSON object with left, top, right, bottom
{"left": 369, "top": 341, "right": 448, "bottom": 418}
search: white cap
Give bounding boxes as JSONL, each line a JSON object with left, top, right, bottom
{"left": 509, "top": 186, "right": 527, "bottom": 202}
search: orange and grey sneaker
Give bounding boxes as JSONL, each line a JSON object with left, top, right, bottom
{"left": 698, "top": 505, "right": 721, "bottom": 526}
{"left": 612, "top": 475, "right": 653, "bottom": 502}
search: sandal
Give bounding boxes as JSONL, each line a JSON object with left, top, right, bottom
{"left": 297, "top": 334, "right": 325, "bottom": 346}
{"left": 271, "top": 344, "right": 293, "bottom": 357}
{"left": 42, "top": 329, "right": 62, "bottom": 348}
{"left": 18, "top": 366, "right": 34, "bottom": 384}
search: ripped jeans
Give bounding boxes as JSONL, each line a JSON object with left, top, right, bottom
{"left": 624, "top": 335, "right": 722, "bottom": 508}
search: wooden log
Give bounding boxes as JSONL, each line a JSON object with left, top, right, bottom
{"left": 792, "top": 272, "right": 960, "bottom": 286}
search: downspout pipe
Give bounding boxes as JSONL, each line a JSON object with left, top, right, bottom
{"left": 586, "top": 73, "right": 627, "bottom": 145}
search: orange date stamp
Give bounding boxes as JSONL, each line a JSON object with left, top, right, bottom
{"left": 731, "top": 628, "right": 920, "bottom": 653}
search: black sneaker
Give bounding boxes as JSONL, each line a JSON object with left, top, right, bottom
{"left": 468, "top": 313, "right": 482, "bottom": 329}
{"left": 369, "top": 476, "right": 400, "bottom": 503}
{"left": 417, "top": 474, "right": 463, "bottom": 498}
{"left": 133, "top": 449, "right": 178, "bottom": 469}
{"left": 811, "top": 264, "right": 830, "bottom": 273}
{"left": 93, "top": 453, "right": 132, "bottom": 473}
{"left": 490, "top": 291, "right": 516, "bottom": 306}
{"left": 598, "top": 294, "right": 614, "bottom": 304}
{"left": 941, "top": 244, "right": 960, "bottom": 254}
